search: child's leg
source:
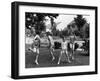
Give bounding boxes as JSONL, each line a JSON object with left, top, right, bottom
{"left": 35, "top": 48, "right": 39, "bottom": 65}
{"left": 65, "top": 51, "right": 71, "bottom": 63}
{"left": 50, "top": 47, "right": 55, "bottom": 61}
{"left": 58, "top": 51, "right": 63, "bottom": 64}
{"left": 28, "top": 47, "right": 36, "bottom": 55}
{"left": 70, "top": 50, "right": 74, "bottom": 60}
{"left": 28, "top": 47, "right": 33, "bottom": 51}
{"left": 72, "top": 44, "right": 75, "bottom": 60}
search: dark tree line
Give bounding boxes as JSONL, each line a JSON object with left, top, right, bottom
{"left": 25, "top": 12, "right": 59, "bottom": 34}
{"left": 74, "top": 15, "right": 89, "bottom": 38}
{"left": 74, "top": 15, "right": 86, "bottom": 31}
{"left": 60, "top": 15, "right": 89, "bottom": 38}
{"left": 26, "top": 13, "right": 89, "bottom": 39}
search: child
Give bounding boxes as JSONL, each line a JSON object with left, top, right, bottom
{"left": 47, "top": 32, "right": 55, "bottom": 61}
{"left": 58, "top": 36, "right": 71, "bottom": 64}
{"left": 69, "top": 36, "right": 75, "bottom": 60}
{"left": 28, "top": 32, "right": 40, "bottom": 65}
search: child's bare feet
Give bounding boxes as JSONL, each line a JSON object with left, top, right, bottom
{"left": 57, "top": 62, "right": 60, "bottom": 65}
{"left": 68, "top": 60, "right": 71, "bottom": 63}
{"left": 35, "top": 60, "right": 39, "bottom": 65}
{"left": 52, "top": 56, "right": 55, "bottom": 61}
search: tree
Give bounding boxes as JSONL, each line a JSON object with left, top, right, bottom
{"left": 85, "top": 23, "right": 89, "bottom": 38}
{"left": 25, "top": 12, "right": 59, "bottom": 34}
{"left": 47, "top": 14, "right": 59, "bottom": 35}
{"left": 74, "top": 15, "right": 87, "bottom": 38}
{"left": 74, "top": 15, "right": 86, "bottom": 31}
{"left": 82, "top": 23, "right": 89, "bottom": 38}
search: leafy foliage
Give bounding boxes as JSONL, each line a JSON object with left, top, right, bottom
{"left": 25, "top": 12, "right": 59, "bottom": 34}
{"left": 74, "top": 15, "right": 86, "bottom": 31}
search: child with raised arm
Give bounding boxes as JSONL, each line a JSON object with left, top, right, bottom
{"left": 58, "top": 36, "right": 71, "bottom": 64}
{"left": 47, "top": 32, "right": 55, "bottom": 61}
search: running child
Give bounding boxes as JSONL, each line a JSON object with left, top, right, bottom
{"left": 28, "top": 32, "right": 41, "bottom": 65}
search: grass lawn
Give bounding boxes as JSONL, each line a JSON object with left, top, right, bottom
{"left": 25, "top": 45, "right": 89, "bottom": 68}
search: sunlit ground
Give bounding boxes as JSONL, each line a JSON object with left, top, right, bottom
{"left": 25, "top": 45, "right": 89, "bottom": 68}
